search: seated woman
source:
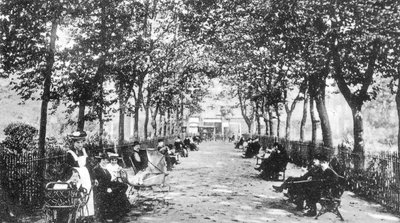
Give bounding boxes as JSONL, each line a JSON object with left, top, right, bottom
{"left": 93, "top": 153, "right": 130, "bottom": 222}
{"left": 255, "top": 142, "right": 289, "bottom": 180}
{"left": 130, "top": 141, "right": 146, "bottom": 173}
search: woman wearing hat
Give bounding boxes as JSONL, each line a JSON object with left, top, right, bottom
{"left": 65, "top": 130, "right": 95, "bottom": 218}
{"left": 130, "top": 141, "right": 146, "bottom": 173}
{"left": 93, "top": 153, "right": 130, "bottom": 221}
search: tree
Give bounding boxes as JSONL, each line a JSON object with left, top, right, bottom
{"left": 328, "top": 1, "right": 399, "bottom": 169}
{"left": 1, "top": 0, "right": 70, "bottom": 161}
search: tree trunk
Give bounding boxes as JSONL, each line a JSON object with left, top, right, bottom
{"left": 175, "top": 106, "right": 180, "bottom": 134}
{"left": 237, "top": 88, "right": 254, "bottom": 134}
{"left": 151, "top": 104, "right": 159, "bottom": 137}
{"left": 159, "top": 112, "right": 163, "bottom": 136}
{"left": 268, "top": 106, "right": 276, "bottom": 137}
{"left": 118, "top": 105, "right": 125, "bottom": 145}
{"left": 310, "top": 96, "right": 318, "bottom": 145}
{"left": 284, "top": 93, "right": 301, "bottom": 141}
{"left": 351, "top": 107, "right": 365, "bottom": 170}
{"left": 98, "top": 108, "right": 104, "bottom": 150}
{"left": 163, "top": 112, "right": 168, "bottom": 136}
{"left": 38, "top": 18, "right": 57, "bottom": 203}
{"left": 315, "top": 93, "right": 333, "bottom": 148}
{"left": 397, "top": 75, "right": 400, "bottom": 154}
{"left": 77, "top": 101, "right": 86, "bottom": 131}
{"left": 256, "top": 102, "right": 261, "bottom": 135}
{"left": 300, "top": 95, "right": 309, "bottom": 142}
{"left": 144, "top": 106, "right": 150, "bottom": 139}
{"left": 285, "top": 109, "right": 292, "bottom": 141}
{"left": 275, "top": 105, "right": 281, "bottom": 138}
{"left": 38, "top": 19, "right": 57, "bottom": 158}
{"left": 396, "top": 73, "right": 400, "bottom": 186}
{"left": 134, "top": 84, "right": 143, "bottom": 140}
{"left": 262, "top": 99, "right": 269, "bottom": 136}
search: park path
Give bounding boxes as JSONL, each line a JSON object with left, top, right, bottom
{"left": 121, "top": 141, "right": 400, "bottom": 223}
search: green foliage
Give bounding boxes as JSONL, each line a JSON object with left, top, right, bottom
{"left": 2, "top": 122, "right": 38, "bottom": 153}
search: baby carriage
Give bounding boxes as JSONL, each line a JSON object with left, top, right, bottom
{"left": 42, "top": 169, "right": 90, "bottom": 223}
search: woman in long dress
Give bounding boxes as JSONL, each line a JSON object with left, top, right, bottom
{"left": 65, "top": 131, "right": 95, "bottom": 218}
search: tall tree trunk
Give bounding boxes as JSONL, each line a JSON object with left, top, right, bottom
{"left": 315, "top": 91, "right": 333, "bottom": 148}
{"left": 134, "top": 84, "right": 143, "bottom": 140}
{"left": 158, "top": 112, "right": 163, "bottom": 136}
{"left": 118, "top": 104, "right": 125, "bottom": 145}
{"left": 77, "top": 101, "right": 86, "bottom": 131}
{"left": 237, "top": 88, "right": 254, "bottom": 134}
{"left": 180, "top": 95, "right": 184, "bottom": 133}
{"left": 38, "top": 19, "right": 57, "bottom": 158}
{"left": 284, "top": 94, "right": 302, "bottom": 141}
{"left": 310, "top": 96, "right": 318, "bottom": 145}
{"left": 395, "top": 73, "right": 400, "bottom": 185}
{"left": 268, "top": 106, "right": 276, "bottom": 137}
{"left": 351, "top": 107, "right": 365, "bottom": 170}
{"left": 175, "top": 106, "right": 180, "bottom": 134}
{"left": 98, "top": 107, "right": 104, "bottom": 150}
{"left": 397, "top": 75, "right": 400, "bottom": 154}
{"left": 263, "top": 115, "right": 269, "bottom": 136}
{"left": 38, "top": 18, "right": 57, "bottom": 202}
{"left": 163, "top": 112, "right": 167, "bottom": 136}
{"left": 255, "top": 102, "right": 261, "bottom": 135}
{"left": 144, "top": 106, "right": 150, "bottom": 139}
{"left": 275, "top": 105, "right": 281, "bottom": 138}
{"left": 285, "top": 108, "right": 292, "bottom": 141}
{"left": 262, "top": 98, "right": 269, "bottom": 136}
{"left": 151, "top": 104, "right": 159, "bottom": 137}
{"left": 300, "top": 94, "right": 309, "bottom": 142}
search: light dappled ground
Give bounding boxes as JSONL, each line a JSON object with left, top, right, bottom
{"left": 122, "top": 141, "right": 400, "bottom": 223}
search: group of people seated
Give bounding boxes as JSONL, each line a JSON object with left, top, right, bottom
{"left": 62, "top": 131, "right": 203, "bottom": 222}
{"left": 254, "top": 142, "right": 290, "bottom": 181}
{"left": 271, "top": 154, "right": 345, "bottom": 217}
{"left": 93, "top": 153, "right": 131, "bottom": 222}
{"left": 241, "top": 136, "right": 261, "bottom": 158}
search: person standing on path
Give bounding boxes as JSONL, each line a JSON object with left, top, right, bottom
{"left": 65, "top": 130, "right": 95, "bottom": 218}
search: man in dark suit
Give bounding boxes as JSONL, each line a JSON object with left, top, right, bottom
{"left": 255, "top": 143, "right": 289, "bottom": 180}
{"left": 303, "top": 155, "right": 339, "bottom": 216}
{"left": 272, "top": 155, "right": 324, "bottom": 211}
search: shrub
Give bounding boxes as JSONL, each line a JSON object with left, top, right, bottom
{"left": 2, "top": 122, "right": 38, "bottom": 153}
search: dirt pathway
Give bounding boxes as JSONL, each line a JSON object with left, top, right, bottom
{"left": 122, "top": 141, "right": 400, "bottom": 223}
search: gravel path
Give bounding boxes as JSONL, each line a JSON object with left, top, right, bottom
{"left": 121, "top": 141, "right": 400, "bottom": 223}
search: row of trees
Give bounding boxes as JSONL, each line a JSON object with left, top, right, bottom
{"left": 179, "top": 0, "right": 400, "bottom": 169}
{"left": 1, "top": 0, "right": 400, "bottom": 171}
{"left": 0, "top": 0, "right": 211, "bottom": 160}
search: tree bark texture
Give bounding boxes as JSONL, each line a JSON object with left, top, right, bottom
{"left": 77, "top": 102, "right": 86, "bottom": 132}
{"left": 300, "top": 95, "right": 309, "bottom": 142}
{"left": 397, "top": 75, "right": 400, "bottom": 154}
{"left": 310, "top": 96, "right": 318, "bottom": 145}
{"left": 315, "top": 93, "right": 333, "bottom": 148}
